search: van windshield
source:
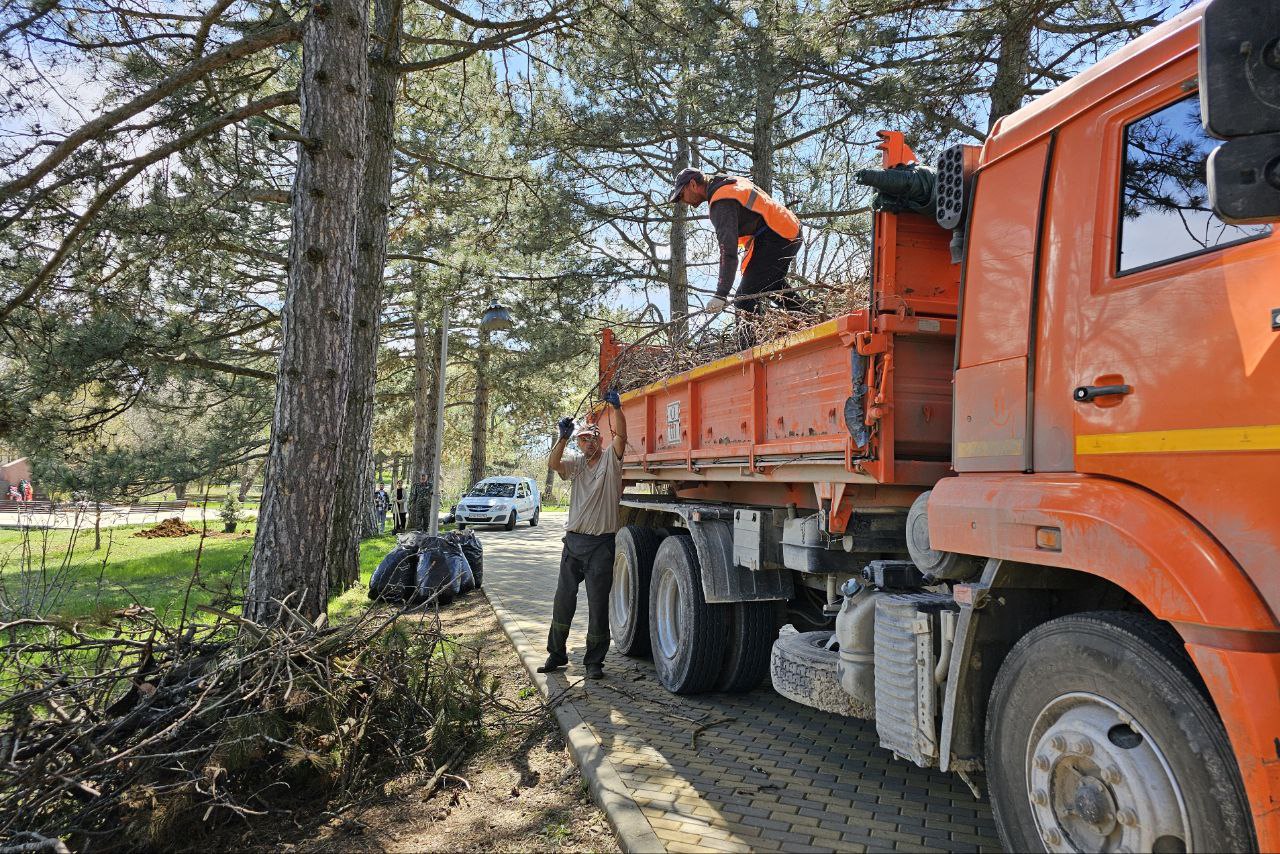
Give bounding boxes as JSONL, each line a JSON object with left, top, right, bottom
{"left": 469, "top": 482, "right": 515, "bottom": 497}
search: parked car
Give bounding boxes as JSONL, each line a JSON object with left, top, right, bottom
{"left": 453, "top": 476, "right": 540, "bottom": 530}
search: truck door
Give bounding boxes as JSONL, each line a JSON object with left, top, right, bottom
{"left": 1063, "top": 68, "right": 1279, "bottom": 594}
{"left": 953, "top": 139, "right": 1052, "bottom": 472}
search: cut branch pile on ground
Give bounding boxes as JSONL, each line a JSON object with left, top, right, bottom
{"left": 132, "top": 518, "right": 200, "bottom": 538}
{"left": 0, "top": 595, "right": 497, "bottom": 851}
{"left": 609, "top": 280, "right": 867, "bottom": 393}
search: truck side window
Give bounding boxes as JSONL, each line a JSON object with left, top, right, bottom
{"left": 1118, "top": 94, "right": 1269, "bottom": 274}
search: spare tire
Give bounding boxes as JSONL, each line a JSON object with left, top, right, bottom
{"left": 770, "top": 630, "right": 872, "bottom": 717}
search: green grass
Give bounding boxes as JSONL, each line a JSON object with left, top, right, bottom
{"left": 0, "top": 525, "right": 409, "bottom": 624}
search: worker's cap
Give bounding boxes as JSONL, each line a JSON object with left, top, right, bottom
{"left": 668, "top": 167, "right": 706, "bottom": 203}
{"left": 573, "top": 422, "right": 601, "bottom": 440}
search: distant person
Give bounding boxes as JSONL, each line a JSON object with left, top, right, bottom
{"left": 538, "top": 390, "right": 627, "bottom": 681}
{"left": 393, "top": 479, "right": 408, "bottom": 533}
{"left": 22, "top": 480, "right": 32, "bottom": 502}
{"left": 6, "top": 485, "right": 19, "bottom": 502}
{"left": 374, "top": 483, "right": 390, "bottom": 532}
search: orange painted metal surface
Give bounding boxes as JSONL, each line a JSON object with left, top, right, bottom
{"left": 598, "top": 132, "right": 959, "bottom": 525}
{"left": 931, "top": 3, "right": 1280, "bottom": 835}
{"left": 601, "top": 5, "right": 1279, "bottom": 837}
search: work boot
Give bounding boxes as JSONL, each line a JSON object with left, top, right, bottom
{"left": 537, "top": 655, "right": 567, "bottom": 674}
{"left": 585, "top": 663, "right": 604, "bottom": 680}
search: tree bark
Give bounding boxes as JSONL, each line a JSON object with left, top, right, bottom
{"left": 245, "top": 0, "right": 370, "bottom": 624}
{"left": 987, "top": 2, "right": 1037, "bottom": 130}
{"left": 410, "top": 289, "right": 439, "bottom": 485}
{"left": 324, "top": 0, "right": 402, "bottom": 590}
{"left": 237, "top": 461, "right": 261, "bottom": 503}
{"left": 467, "top": 324, "right": 491, "bottom": 489}
{"left": 669, "top": 126, "right": 690, "bottom": 340}
{"left": 750, "top": 11, "right": 778, "bottom": 195}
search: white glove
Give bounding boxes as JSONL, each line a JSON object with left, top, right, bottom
{"left": 706, "top": 296, "right": 727, "bottom": 313}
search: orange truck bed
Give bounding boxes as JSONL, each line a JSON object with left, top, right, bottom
{"left": 597, "top": 133, "right": 962, "bottom": 522}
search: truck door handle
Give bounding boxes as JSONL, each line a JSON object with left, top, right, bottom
{"left": 1073, "top": 384, "right": 1132, "bottom": 402}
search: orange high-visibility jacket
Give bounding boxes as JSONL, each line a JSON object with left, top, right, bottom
{"left": 709, "top": 177, "right": 801, "bottom": 272}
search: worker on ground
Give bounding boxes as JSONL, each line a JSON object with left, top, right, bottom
{"left": 668, "top": 167, "right": 804, "bottom": 319}
{"left": 538, "top": 390, "right": 627, "bottom": 680}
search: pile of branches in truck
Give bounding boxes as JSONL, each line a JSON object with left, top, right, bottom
{"left": 0, "top": 592, "right": 495, "bottom": 850}
{"left": 611, "top": 279, "right": 867, "bottom": 393}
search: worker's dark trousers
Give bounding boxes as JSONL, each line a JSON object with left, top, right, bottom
{"left": 733, "top": 230, "right": 804, "bottom": 315}
{"left": 546, "top": 531, "right": 615, "bottom": 667}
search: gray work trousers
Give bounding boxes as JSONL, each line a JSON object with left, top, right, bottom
{"left": 546, "top": 531, "right": 615, "bottom": 666}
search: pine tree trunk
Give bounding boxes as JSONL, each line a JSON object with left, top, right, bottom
{"left": 410, "top": 289, "right": 438, "bottom": 486}
{"left": 467, "top": 325, "right": 491, "bottom": 489}
{"left": 750, "top": 15, "right": 778, "bottom": 195}
{"left": 390, "top": 453, "right": 400, "bottom": 487}
{"left": 987, "top": 2, "right": 1036, "bottom": 130}
{"left": 173, "top": 482, "right": 187, "bottom": 500}
{"left": 324, "top": 0, "right": 401, "bottom": 589}
{"left": 245, "top": 0, "right": 369, "bottom": 624}
{"left": 543, "top": 456, "right": 555, "bottom": 504}
{"left": 669, "top": 127, "right": 690, "bottom": 339}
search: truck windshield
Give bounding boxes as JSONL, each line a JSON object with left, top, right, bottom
{"left": 469, "top": 483, "right": 515, "bottom": 497}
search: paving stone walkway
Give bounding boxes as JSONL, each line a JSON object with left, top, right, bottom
{"left": 479, "top": 513, "right": 1002, "bottom": 854}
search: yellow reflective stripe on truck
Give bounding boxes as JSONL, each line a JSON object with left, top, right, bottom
{"left": 1076, "top": 424, "right": 1280, "bottom": 455}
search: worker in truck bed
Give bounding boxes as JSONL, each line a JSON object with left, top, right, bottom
{"left": 537, "top": 391, "right": 627, "bottom": 680}
{"left": 668, "top": 167, "right": 804, "bottom": 321}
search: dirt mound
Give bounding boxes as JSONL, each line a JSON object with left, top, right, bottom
{"left": 133, "top": 516, "right": 199, "bottom": 538}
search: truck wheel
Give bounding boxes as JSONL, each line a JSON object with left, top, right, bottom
{"left": 987, "top": 611, "right": 1253, "bottom": 854}
{"left": 609, "top": 525, "right": 664, "bottom": 657}
{"left": 769, "top": 630, "right": 870, "bottom": 717}
{"left": 716, "top": 601, "right": 777, "bottom": 693}
{"left": 648, "top": 534, "right": 727, "bottom": 693}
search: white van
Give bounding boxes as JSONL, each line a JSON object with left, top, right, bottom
{"left": 454, "top": 476, "right": 541, "bottom": 530}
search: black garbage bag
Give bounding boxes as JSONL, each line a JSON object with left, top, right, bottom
{"left": 444, "top": 539, "right": 475, "bottom": 594}
{"left": 448, "top": 529, "right": 484, "bottom": 590}
{"left": 369, "top": 544, "right": 419, "bottom": 603}
{"left": 412, "top": 536, "right": 456, "bottom": 606}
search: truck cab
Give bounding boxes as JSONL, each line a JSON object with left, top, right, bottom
{"left": 595, "top": 2, "right": 1280, "bottom": 850}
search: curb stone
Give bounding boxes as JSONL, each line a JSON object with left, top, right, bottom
{"left": 487, "top": 594, "right": 666, "bottom": 854}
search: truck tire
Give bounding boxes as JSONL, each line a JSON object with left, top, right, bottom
{"left": 769, "top": 630, "right": 869, "bottom": 716}
{"left": 987, "top": 611, "right": 1253, "bottom": 854}
{"left": 648, "top": 533, "right": 727, "bottom": 694}
{"left": 609, "top": 525, "right": 664, "bottom": 657}
{"left": 906, "top": 490, "right": 979, "bottom": 581}
{"left": 715, "top": 601, "right": 777, "bottom": 693}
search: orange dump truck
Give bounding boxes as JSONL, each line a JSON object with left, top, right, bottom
{"left": 592, "top": 2, "right": 1280, "bottom": 850}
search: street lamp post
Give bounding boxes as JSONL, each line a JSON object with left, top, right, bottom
{"left": 426, "top": 299, "right": 513, "bottom": 536}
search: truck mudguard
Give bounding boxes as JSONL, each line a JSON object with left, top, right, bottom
{"left": 929, "top": 473, "right": 1280, "bottom": 850}
{"left": 927, "top": 473, "right": 1276, "bottom": 632}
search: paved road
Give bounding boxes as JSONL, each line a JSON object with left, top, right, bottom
{"left": 480, "top": 513, "right": 1002, "bottom": 854}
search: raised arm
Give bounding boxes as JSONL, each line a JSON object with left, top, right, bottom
{"left": 604, "top": 391, "right": 627, "bottom": 458}
{"left": 550, "top": 416, "right": 574, "bottom": 479}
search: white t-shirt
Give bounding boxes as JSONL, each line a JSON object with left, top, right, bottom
{"left": 561, "top": 448, "right": 623, "bottom": 535}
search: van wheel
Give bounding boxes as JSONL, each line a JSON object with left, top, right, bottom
{"left": 716, "top": 601, "right": 776, "bottom": 692}
{"left": 609, "top": 525, "right": 664, "bottom": 657}
{"left": 648, "top": 534, "right": 727, "bottom": 693}
{"left": 504, "top": 511, "right": 517, "bottom": 531}
{"left": 529, "top": 507, "right": 539, "bottom": 527}
{"left": 987, "top": 611, "right": 1253, "bottom": 854}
